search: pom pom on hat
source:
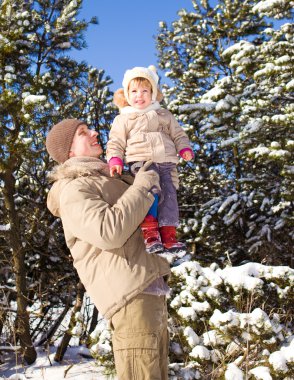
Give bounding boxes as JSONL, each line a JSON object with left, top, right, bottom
{"left": 148, "top": 65, "right": 157, "bottom": 73}
{"left": 113, "top": 88, "right": 130, "bottom": 108}
{"left": 122, "top": 65, "right": 159, "bottom": 103}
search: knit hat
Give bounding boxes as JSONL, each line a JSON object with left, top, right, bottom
{"left": 122, "top": 65, "right": 159, "bottom": 104}
{"left": 46, "top": 119, "right": 86, "bottom": 163}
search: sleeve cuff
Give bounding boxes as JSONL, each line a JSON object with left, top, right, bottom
{"left": 108, "top": 157, "right": 124, "bottom": 168}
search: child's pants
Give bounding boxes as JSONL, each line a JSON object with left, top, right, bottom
{"left": 110, "top": 294, "right": 169, "bottom": 380}
{"left": 130, "top": 162, "right": 179, "bottom": 227}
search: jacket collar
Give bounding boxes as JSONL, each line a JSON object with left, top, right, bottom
{"left": 48, "top": 157, "right": 110, "bottom": 182}
{"left": 120, "top": 101, "right": 161, "bottom": 115}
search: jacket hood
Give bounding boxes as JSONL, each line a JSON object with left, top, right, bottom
{"left": 47, "top": 157, "right": 109, "bottom": 217}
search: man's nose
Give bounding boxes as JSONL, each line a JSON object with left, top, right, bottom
{"left": 89, "top": 130, "right": 98, "bottom": 137}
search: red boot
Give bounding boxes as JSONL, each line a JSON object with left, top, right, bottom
{"left": 159, "top": 226, "right": 186, "bottom": 253}
{"left": 141, "top": 215, "right": 164, "bottom": 254}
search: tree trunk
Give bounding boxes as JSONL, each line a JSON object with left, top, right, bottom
{"left": 88, "top": 306, "right": 98, "bottom": 337}
{"left": 233, "top": 145, "right": 241, "bottom": 192}
{"left": 35, "top": 300, "right": 71, "bottom": 346}
{"left": 0, "top": 307, "right": 6, "bottom": 339}
{"left": 54, "top": 282, "right": 85, "bottom": 362}
{"left": 2, "top": 169, "right": 37, "bottom": 364}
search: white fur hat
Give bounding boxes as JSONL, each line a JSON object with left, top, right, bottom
{"left": 122, "top": 65, "right": 159, "bottom": 103}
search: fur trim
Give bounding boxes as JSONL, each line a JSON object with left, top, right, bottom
{"left": 120, "top": 101, "right": 161, "bottom": 114}
{"left": 48, "top": 157, "right": 110, "bottom": 182}
{"left": 48, "top": 164, "right": 100, "bottom": 182}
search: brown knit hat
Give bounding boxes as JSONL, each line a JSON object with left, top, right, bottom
{"left": 46, "top": 119, "right": 86, "bottom": 163}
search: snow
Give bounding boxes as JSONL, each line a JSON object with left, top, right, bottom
{"left": 23, "top": 95, "right": 47, "bottom": 105}
{"left": 226, "top": 341, "right": 241, "bottom": 356}
{"left": 249, "top": 146, "right": 270, "bottom": 156}
{"left": 241, "top": 120, "right": 263, "bottom": 136}
{"left": 272, "top": 201, "right": 291, "bottom": 213}
{"left": 179, "top": 103, "right": 215, "bottom": 113}
{"left": 183, "top": 326, "right": 200, "bottom": 347}
{"left": 249, "top": 366, "right": 272, "bottom": 380}
{"left": 285, "top": 78, "right": 294, "bottom": 89}
{"left": 2, "top": 260, "right": 293, "bottom": 379}
{"left": 219, "top": 136, "right": 239, "bottom": 147}
{"left": 253, "top": 0, "right": 287, "bottom": 14}
{"left": 202, "top": 330, "right": 226, "bottom": 346}
{"left": 216, "top": 262, "right": 294, "bottom": 292}
{"left": 0, "top": 224, "right": 10, "bottom": 231}
{"left": 57, "top": 42, "right": 71, "bottom": 49}
{"left": 269, "top": 351, "right": 288, "bottom": 373}
{"left": 206, "top": 286, "right": 221, "bottom": 299}
{"left": 199, "top": 214, "right": 212, "bottom": 234}
{"left": 225, "top": 363, "right": 244, "bottom": 380}
{"left": 222, "top": 40, "right": 248, "bottom": 58}
{"left": 190, "top": 345, "right": 210, "bottom": 360}
{"left": 210, "top": 309, "right": 239, "bottom": 332}
{"left": 191, "top": 300, "right": 211, "bottom": 313}
{"left": 4, "top": 66, "right": 14, "bottom": 72}
{"left": 178, "top": 306, "right": 197, "bottom": 321}
{"left": 168, "top": 259, "right": 294, "bottom": 376}
{"left": 0, "top": 347, "right": 115, "bottom": 380}
{"left": 269, "top": 339, "right": 294, "bottom": 374}
{"left": 170, "top": 342, "right": 183, "bottom": 355}
{"left": 269, "top": 149, "right": 290, "bottom": 158}
{"left": 201, "top": 86, "right": 225, "bottom": 101}
{"left": 215, "top": 99, "right": 231, "bottom": 112}
{"left": 218, "top": 194, "right": 238, "bottom": 213}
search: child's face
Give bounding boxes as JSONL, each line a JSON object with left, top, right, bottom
{"left": 128, "top": 80, "right": 152, "bottom": 110}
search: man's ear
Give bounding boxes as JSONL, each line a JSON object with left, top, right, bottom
{"left": 69, "top": 151, "right": 74, "bottom": 158}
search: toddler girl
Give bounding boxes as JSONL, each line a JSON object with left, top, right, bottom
{"left": 107, "top": 65, "right": 193, "bottom": 253}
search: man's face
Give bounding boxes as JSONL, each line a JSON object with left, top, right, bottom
{"left": 69, "top": 124, "right": 103, "bottom": 158}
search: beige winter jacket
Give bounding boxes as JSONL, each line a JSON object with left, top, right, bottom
{"left": 106, "top": 102, "right": 192, "bottom": 164}
{"left": 47, "top": 157, "right": 170, "bottom": 319}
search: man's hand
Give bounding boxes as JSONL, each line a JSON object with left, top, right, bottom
{"left": 133, "top": 160, "right": 160, "bottom": 192}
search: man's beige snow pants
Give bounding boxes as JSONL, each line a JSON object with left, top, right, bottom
{"left": 110, "top": 293, "right": 169, "bottom": 380}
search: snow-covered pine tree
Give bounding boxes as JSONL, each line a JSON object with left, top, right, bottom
{"left": 0, "top": 0, "right": 114, "bottom": 364}
{"left": 156, "top": 0, "right": 293, "bottom": 265}
{"left": 220, "top": 19, "right": 293, "bottom": 264}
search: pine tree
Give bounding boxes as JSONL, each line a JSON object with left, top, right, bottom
{"left": 0, "top": 0, "right": 114, "bottom": 363}
{"left": 156, "top": 0, "right": 293, "bottom": 265}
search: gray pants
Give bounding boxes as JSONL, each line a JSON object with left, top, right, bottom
{"left": 130, "top": 162, "right": 179, "bottom": 227}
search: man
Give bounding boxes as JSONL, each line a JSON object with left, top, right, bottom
{"left": 46, "top": 119, "right": 171, "bottom": 379}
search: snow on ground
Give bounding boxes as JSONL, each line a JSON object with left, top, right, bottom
{"left": 0, "top": 346, "right": 116, "bottom": 380}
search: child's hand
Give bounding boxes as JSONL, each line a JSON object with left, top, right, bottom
{"left": 182, "top": 150, "right": 193, "bottom": 161}
{"left": 110, "top": 164, "right": 123, "bottom": 177}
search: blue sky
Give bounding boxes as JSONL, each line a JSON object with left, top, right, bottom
{"left": 71, "top": 0, "right": 194, "bottom": 91}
